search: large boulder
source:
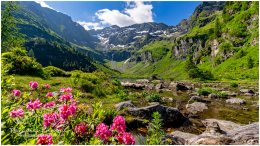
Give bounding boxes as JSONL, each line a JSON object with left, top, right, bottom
{"left": 136, "top": 79, "right": 149, "bottom": 84}
{"left": 227, "top": 122, "right": 259, "bottom": 145}
{"left": 121, "top": 82, "right": 145, "bottom": 89}
{"left": 127, "top": 103, "right": 188, "bottom": 127}
{"left": 188, "top": 96, "right": 211, "bottom": 104}
{"left": 115, "top": 101, "right": 135, "bottom": 111}
{"left": 226, "top": 98, "right": 245, "bottom": 105}
{"left": 155, "top": 83, "right": 164, "bottom": 90}
{"left": 240, "top": 89, "right": 255, "bottom": 94}
{"left": 176, "top": 83, "right": 191, "bottom": 91}
{"left": 202, "top": 119, "right": 241, "bottom": 132}
{"left": 186, "top": 102, "right": 208, "bottom": 114}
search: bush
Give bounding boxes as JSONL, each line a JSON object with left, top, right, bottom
{"left": 80, "top": 80, "right": 95, "bottom": 92}
{"left": 230, "top": 82, "right": 239, "bottom": 88}
{"left": 146, "top": 112, "right": 164, "bottom": 145}
{"left": 147, "top": 93, "right": 161, "bottom": 102}
{"left": 188, "top": 68, "right": 201, "bottom": 78}
{"left": 198, "top": 88, "right": 216, "bottom": 96}
{"left": 2, "top": 48, "right": 48, "bottom": 78}
{"left": 216, "top": 92, "right": 228, "bottom": 98}
{"left": 43, "top": 66, "right": 70, "bottom": 77}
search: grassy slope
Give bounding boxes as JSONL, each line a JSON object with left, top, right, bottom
{"left": 110, "top": 2, "right": 258, "bottom": 82}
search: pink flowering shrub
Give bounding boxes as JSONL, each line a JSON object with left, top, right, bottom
{"left": 9, "top": 108, "right": 24, "bottom": 118}
{"left": 74, "top": 122, "right": 88, "bottom": 136}
{"left": 46, "top": 92, "right": 54, "bottom": 97}
{"left": 2, "top": 81, "right": 135, "bottom": 145}
{"left": 59, "top": 93, "right": 73, "bottom": 101}
{"left": 37, "top": 134, "right": 53, "bottom": 145}
{"left": 12, "top": 89, "right": 21, "bottom": 97}
{"left": 59, "top": 104, "right": 77, "bottom": 120}
{"left": 26, "top": 98, "right": 42, "bottom": 110}
{"left": 44, "top": 84, "right": 50, "bottom": 89}
{"left": 29, "top": 81, "right": 39, "bottom": 89}
{"left": 43, "top": 101, "right": 56, "bottom": 109}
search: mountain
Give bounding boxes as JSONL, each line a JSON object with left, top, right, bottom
{"left": 107, "top": 1, "right": 259, "bottom": 81}
{"left": 89, "top": 22, "right": 187, "bottom": 51}
{"left": 3, "top": 1, "right": 105, "bottom": 72}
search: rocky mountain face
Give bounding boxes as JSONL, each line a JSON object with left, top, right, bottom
{"left": 89, "top": 22, "right": 187, "bottom": 51}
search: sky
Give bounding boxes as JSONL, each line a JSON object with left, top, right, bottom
{"left": 35, "top": 1, "right": 201, "bottom": 30}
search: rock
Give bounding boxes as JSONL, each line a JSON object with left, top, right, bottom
{"left": 189, "top": 92, "right": 199, "bottom": 96}
{"left": 188, "top": 96, "right": 211, "bottom": 103}
{"left": 121, "top": 82, "right": 145, "bottom": 89}
{"left": 168, "top": 82, "right": 177, "bottom": 90}
{"left": 162, "top": 97, "right": 173, "bottom": 102}
{"left": 170, "top": 131, "right": 197, "bottom": 140}
{"left": 208, "top": 93, "right": 218, "bottom": 99}
{"left": 244, "top": 93, "right": 254, "bottom": 96}
{"left": 186, "top": 102, "right": 208, "bottom": 114}
{"left": 146, "top": 84, "right": 154, "bottom": 90}
{"left": 155, "top": 83, "right": 164, "bottom": 90}
{"left": 136, "top": 79, "right": 149, "bottom": 84}
{"left": 115, "top": 101, "right": 135, "bottom": 111}
{"left": 227, "top": 122, "right": 259, "bottom": 145}
{"left": 176, "top": 83, "right": 191, "bottom": 91}
{"left": 240, "top": 89, "right": 255, "bottom": 94}
{"left": 226, "top": 98, "right": 245, "bottom": 105}
{"left": 128, "top": 104, "right": 188, "bottom": 127}
{"left": 202, "top": 119, "right": 241, "bottom": 132}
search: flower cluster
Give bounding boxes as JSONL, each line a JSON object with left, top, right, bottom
{"left": 115, "top": 132, "right": 135, "bottom": 145}
{"left": 94, "top": 123, "right": 112, "bottom": 141}
{"left": 29, "top": 81, "right": 39, "bottom": 89}
{"left": 60, "top": 87, "right": 72, "bottom": 93}
{"left": 59, "top": 93, "right": 73, "bottom": 101}
{"left": 59, "top": 104, "right": 77, "bottom": 120}
{"left": 110, "top": 115, "right": 126, "bottom": 133}
{"left": 46, "top": 92, "right": 54, "bottom": 97}
{"left": 12, "top": 89, "right": 21, "bottom": 97}
{"left": 43, "top": 112, "right": 59, "bottom": 128}
{"left": 26, "top": 98, "right": 42, "bottom": 110}
{"left": 9, "top": 108, "right": 24, "bottom": 118}
{"left": 43, "top": 101, "right": 56, "bottom": 109}
{"left": 94, "top": 116, "right": 135, "bottom": 145}
{"left": 44, "top": 84, "right": 50, "bottom": 89}
{"left": 74, "top": 122, "right": 88, "bottom": 136}
{"left": 37, "top": 134, "right": 53, "bottom": 145}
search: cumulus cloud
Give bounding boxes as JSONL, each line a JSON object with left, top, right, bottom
{"left": 79, "top": 1, "right": 154, "bottom": 30}
{"left": 35, "top": 1, "right": 54, "bottom": 10}
{"left": 96, "top": 1, "right": 153, "bottom": 27}
{"left": 77, "top": 21, "right": 103, "bottom": 30}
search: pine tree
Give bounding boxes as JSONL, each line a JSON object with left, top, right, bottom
{"left": 214, "top": 17, "right": 221, "bottom": 38}
{"left": 1, "top": 1, "right": 25, "bottom": 52}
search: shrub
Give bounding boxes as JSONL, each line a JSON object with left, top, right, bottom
{"left": 147, "top": 93, "right": 161, "bottom": 102}
{"left": 2, "top": 48, "right": 48, "bottom": 78}
{"left": 247, "top": 56, "right": 254, "bottom": 69}
{"left": 216, "top": 92, "right": 228, "bottom": 98}
{"left": 93, "top": 85, "right": 106, "bottom": 97}
{"left": 198, "top": 87, "right": 216, "bottom": 96}
{"left": 188, "top": 68, "right": 201, "bottom": 78}
{"left": 43, "top": 66, "right": 70, "bottom": 77}
{"left": 146, "top": 112, "right": 164, "bottom": 145}
{"left": 80, "top": 80, "right": 95, "bottom": 92}
{"left": 230, "top": 82, "right": 239, "bottom": 88}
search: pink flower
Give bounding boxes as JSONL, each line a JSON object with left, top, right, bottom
{"left": 60, "top": 87, "right": 72, "bottom": 93}
{"left": 44, "top": 84, "right": 50, "bottom": 89}
{"left": 110, "top": 115, "right": 126, "bottom": 133}
{"left": 37, "top": 134, "right": 53, "bottom": 145}
{"left": 46, "top": 92, "right": 54, "bottom": 98}
{"left": 26, "top": 98, "right": 42, "bottom": 110}
{"left": 12, "top": 89, "right": 21, "bottom": 97}
{"left": 53, "top": 119, "right": 65, "bottom": 131}
{"left": 59, "top": 93, "right": 73, "bottom": 101}
{"left": 29, "top": 81, "right": 39, "bottom": 89}
{"left": 43, "top": 112, "right": 59, "bottom": 128}
{"left": 94, "top": 123, "right": 112, "bottom": 141}
{"left": 74, "top": 122, "right": 88, "bottom": 136}
{"left": 43, "top": 101, "right": 56, "bottom": 109}
{"left": 58, "top": 104, "right": 76, "bottom": 120}
{"left": 9, "top": 108, "right": 24, "bottom": 118}
{"left": 116, "top": 132, "right": 135, "bottom": 145}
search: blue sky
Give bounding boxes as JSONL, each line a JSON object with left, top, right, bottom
{"left": 39, "top": 1, "right": 201, "bottom": 30}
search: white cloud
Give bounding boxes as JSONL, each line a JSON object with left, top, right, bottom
{"left": 35, "top": 1, "right": 54, "bottom": 10}
{"left": 77, "top": 21, "right": 103, "bottom": 30}
{"left": 95, "top": 1, "right": 153, "bottom": 27}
